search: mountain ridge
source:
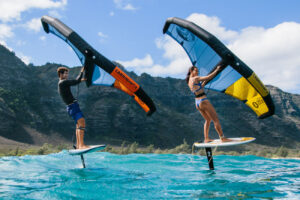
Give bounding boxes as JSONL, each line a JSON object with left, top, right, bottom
{"left": 0, "top": 44, "right": 299, "bottom": 149}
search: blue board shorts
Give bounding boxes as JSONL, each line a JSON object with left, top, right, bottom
{"left": 67, "top": 102, "right": 84, "bottom": 123}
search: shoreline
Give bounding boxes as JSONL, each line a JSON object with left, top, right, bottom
{"left": 1, "top": 141, "right": 299, "bottom": 159}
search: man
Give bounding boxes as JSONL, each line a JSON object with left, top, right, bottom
{"left": 57, "top": 66, "right": 89, "bottom": 149}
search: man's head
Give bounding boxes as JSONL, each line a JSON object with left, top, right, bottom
{"left": 57, "top": 67, "right": 69, "bottom": 80}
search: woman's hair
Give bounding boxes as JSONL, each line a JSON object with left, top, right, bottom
{"left": 57, "top": 67, "right": 69, "bottom": 77}
{"left": 185, "top": 66, "right": 197, "bottom": 83}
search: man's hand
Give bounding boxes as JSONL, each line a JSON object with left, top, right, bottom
{"left": 80, "top": 66, "right": 85, "bottom": 73}
{"left": 76, "top": 67, "right": 85, "bottom": 82}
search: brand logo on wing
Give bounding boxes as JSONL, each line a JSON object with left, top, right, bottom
{"left": 176, "top": 27, "right": 195, "bottom": 41}
{"left": 252, "top": 97, "right": 264, "bottom": 109}
{"left": 112, "top": 67, "right": 139, "bottom": 92}
{"left": 248, "top": 73, "right": 269, "bottom": 97}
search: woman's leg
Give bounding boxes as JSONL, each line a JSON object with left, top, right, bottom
{"left": 197, "top": 104, "right": 213, "bottom": 142}
{"left": 202, "top": 101, "right": 231, "bottom": 142}
{"left": 203, "top": 119, "right": 212, "bottom": 142}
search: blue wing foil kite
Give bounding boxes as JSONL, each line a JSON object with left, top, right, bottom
{"left": 163, "top": 17, "right": 274, "bottom": 119}
{"left": 41, "top": 16, "right": 156, "bottom": 116}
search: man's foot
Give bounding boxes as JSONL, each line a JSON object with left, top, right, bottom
{"left": 204, "top": 138, "right": 214, "bottom": 143}
{"left": 221, "top": 137, "right": 232, "bottom": 142}
{"left": 77, "top": 145, "right": 90, "bottom": 149}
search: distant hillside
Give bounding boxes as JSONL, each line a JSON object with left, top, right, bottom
{"left": 0, "top": 44, "right": 299, "bottom": 149}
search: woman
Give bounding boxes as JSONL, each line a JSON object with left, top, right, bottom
{"left": 186, "top": 66, "right": 231, "bottom": 143}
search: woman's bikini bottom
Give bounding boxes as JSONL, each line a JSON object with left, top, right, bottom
{"left": 195, "top": 98, "right": 208, "bottom": 108}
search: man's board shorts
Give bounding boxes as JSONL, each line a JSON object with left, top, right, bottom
{"left": 67, "top": 101, "right": 84, "bottom": 123}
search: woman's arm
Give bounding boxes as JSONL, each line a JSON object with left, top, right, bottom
{"left": 194, "top": 65, "right": 221, "bottom": 83}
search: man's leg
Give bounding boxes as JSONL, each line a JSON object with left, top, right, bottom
{"left": 76, "top": 117, "right": 89, "bottom": 149}
{"left": 76, "top": 123, "right": 80, "bottom": 148}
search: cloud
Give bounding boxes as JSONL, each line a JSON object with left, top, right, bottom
{"left": 113, "top": 0, "right": 137, "bottom": 11}
{"left": 0, "top": 0, "right": 67, "bottom": 64}
{"left": 0, "top": 24, "right": 14, "bottom": 40}
{"left": 186, "top": 14, "right": 300, "bottom": 92}
{"left": 48, "top": 10, "right": 62, "bottom": 18}
{"left": 187, "top": 13, "right": 238, "bottom": 41}
{"left": 16, "top": 40, "right": 26, "bottom": 46}
{"left": 122, "top": 4, "right": 136, "bottom": 10}
{"left": 0, "top": 23, "right": 14, "bottom": 51}
{"left": 0, "top": 0, "right": 67, "bottom": 22}
{"left": 24, "top": 18, "right": 42, "bottom": 32}
{"left": 16, "top": 51, "right": 31, "bottom": 65}
{"left": 117, "top": 54, "right": 153, "bottom": 69}
{"left": 118, "top": 52, "right": 190, "bottom": 77}
{"left": 0, "top": 41, "right": 30, "bottom": 65}
{"left": 0, "top": 40, "right": 7, "bottom": 47}
{"left": 98, "top": 31, "right": 108, "bottom": 43}
{"left": 98, "top": 32, "right": 108, "bottom": 38}
{"left": 226, "top": 22, "right": 300, "bottom": 92}
{"left": 118, "top": 33, "right": 190, "bottom": 77}
{"left": 109, "top": 11, "right": 115, "bottom": 16}
{"left": 120, "top": 13, "right": 300, "bottom": 93}
{"left": 39, "top": 36, "right": 46, "bottom": 41}
{"left": 0, "top": 40, "right": 13, "bottom": 51}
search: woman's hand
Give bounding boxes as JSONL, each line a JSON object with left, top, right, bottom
{"left": 213, "top": 65, "right": 222, "bottom": 75}
{"left": 216, "top": 65, "right": 222, "bottom": 71}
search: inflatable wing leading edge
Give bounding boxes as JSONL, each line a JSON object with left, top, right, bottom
{"left": 41, "top": 16, "right": 156, "bottom": 116}
{"left": 163, "top": 17, "right": 274, "bottom": 119}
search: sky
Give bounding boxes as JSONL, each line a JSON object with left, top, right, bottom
{"left": 0, "top": 0, "right": 300, "bottom": 94}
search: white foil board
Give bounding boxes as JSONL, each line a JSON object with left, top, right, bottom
{"left": 194, "top": 137, "right": 256, "bottom": 148}
{"left": 68, "top": 144, "right": 106, "bottom": 155}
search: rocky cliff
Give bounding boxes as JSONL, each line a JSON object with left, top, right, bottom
{"left": 0, "top": 44, "right": 299, "bottom": 149}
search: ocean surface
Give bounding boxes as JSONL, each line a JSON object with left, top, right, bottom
{"left": 0, "top": 151, "right": 299, "bottom": 199}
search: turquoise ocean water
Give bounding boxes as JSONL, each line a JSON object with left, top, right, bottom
{"left": 0, "top": 151, "right": 299, "bottom": 199}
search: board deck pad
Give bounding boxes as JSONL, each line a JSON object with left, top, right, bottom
{"left": 194, "top": 137, "right": 255, "bottom": 148}
{"left": 68, "top": 144, "right": 106, "bottom": 155}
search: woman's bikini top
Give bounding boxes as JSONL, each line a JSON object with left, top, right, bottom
{"left": 192, "top": 82, "right": 206, "bottom": 98}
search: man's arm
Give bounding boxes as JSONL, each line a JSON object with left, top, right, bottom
{"left": 63, "top": 67, "right": 85, "bottom": 86}
{"left": 75, "top": 66, "right": 89, "bottom": 82}
{"left": 77, "top": 66, "right": 86, "bottom": 82}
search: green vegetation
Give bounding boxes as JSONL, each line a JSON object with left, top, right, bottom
{"left": 0, "top": 87, "right": 31, "bottom": 122}
{"left": 0, "top": 142, "right": 299, "bottom": 158}
{"left": 0, "top": 143, "right": 69, "bottom": 157}
{"left": 0, "top": 88, "right": 28, "bottom": 112}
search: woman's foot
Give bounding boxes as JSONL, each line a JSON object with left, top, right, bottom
{"left": 204, "top": 138, "right": 214, "bottom": 143}
{"left": 220, "top": 137, "right": 232, "bottom": 142}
